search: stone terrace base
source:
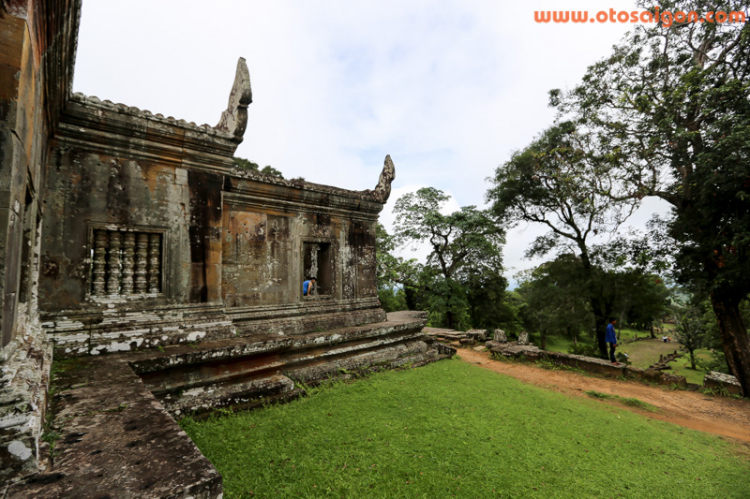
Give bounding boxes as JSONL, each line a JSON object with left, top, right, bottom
{"left": 5, "top": 355, "right": 223, "bottom": 499}
{"left": 135, "top": 311, "right": 442, "bottom": 416}
{"left": 6, "top": 311, "right": 448, "bottom": 498}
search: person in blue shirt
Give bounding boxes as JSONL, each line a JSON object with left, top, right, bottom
{"left": 605, "top": 318, "right": 618, "bottom": 364}
{"left": 303, "top": 277, "right": 316, "bottom": 296}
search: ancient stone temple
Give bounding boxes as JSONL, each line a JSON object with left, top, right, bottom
{"left": 0, "top": 1, "right": 447, "bottom": 496}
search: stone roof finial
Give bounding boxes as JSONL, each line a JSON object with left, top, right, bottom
{"left": 371, "top": 155, "right": 396, "bottom": 203}
{"left": 215, "top": 57, "right": 252, "bottom": 139}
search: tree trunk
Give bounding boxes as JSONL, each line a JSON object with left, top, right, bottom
{"left": 593, "top": 312, "right": 608, "bottom": 359}
{"left": 446, "top": 310, "right": 455, "bottom": 330}
{"left": 689, "top": 350, "right": 696, "bottom": 370}
{"left": 579, "top": 249, "right": 609, "bottom": 359}
{"left": 710, "top": 291, "right": 750, "bottom": 397}
{"left": 540, "top": 329, "right": 547, "bottom": 351}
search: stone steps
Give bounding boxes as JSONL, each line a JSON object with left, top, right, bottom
{"left": 6, "top": 311, "right": 450, "bottom": 497}
{"left": 131, "top": 314, "right": 443, "bottom": 416}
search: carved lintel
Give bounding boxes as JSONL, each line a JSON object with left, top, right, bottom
{"left": 215, "top": 57, "right": 252, "bottom": 139}
{"left": 369, "top": 155, "right": 396, "bottom": 203}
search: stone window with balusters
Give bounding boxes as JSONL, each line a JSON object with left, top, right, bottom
{"left": 90, "top": 228, "right": 164, "bottom": 297}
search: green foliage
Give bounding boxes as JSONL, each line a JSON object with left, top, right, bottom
{"left": 615, "top": 351, "right": 631, "bottom": 365}
{"left": 375, "top": 223, "right": 423, "bottom": 311}
{"left": 493, "top": 291, "right": 526, "bottom": 338}
{"left": 551, "top": 0, "right": 750, "bottom": 392}
{"left": 671, "top": 305, "right": 709, "bottom": 369}
{"left": 233, "top": 156, "right": 284, "bottom": 178}
{"left": 181, "top": 360, "right": 749, "bottom": 498}
{"left": 487, "top": 122, "right": 644, "bottom": 356}
{"left": 377, "top": 286, "right": 408, "bottom": 313}
{"left": 516, "top": 254, "right": 594, "bottom": 349}
{"left": 390, "top": 188, "right": 505, "bottom": 329}
{"left": 697, "top": 297, "right": 750, "bottom": 375}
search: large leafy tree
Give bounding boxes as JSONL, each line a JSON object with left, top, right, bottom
{"left": 375, "top": 223, "right": 421, "bottom": 312}
{"left": 516, "top": 255, "right": 594, "bottom": 350}
{"left": 487, "top": 123, "right": 635, "bottom": 356}
{"left": 552, "top": 0, "right": 750, "bottom": 394}
{"left": 590, "top": 237, "right": 671, "bottom": 335}
{"left": 672, "top": 305, "right": 709, "bottom": 370}
{"left": 392, "top": 187, "right": 505, "bottom": 329}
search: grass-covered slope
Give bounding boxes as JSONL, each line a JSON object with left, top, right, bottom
{"left": 181, "top": 359, "right": 749, "bottom": 498}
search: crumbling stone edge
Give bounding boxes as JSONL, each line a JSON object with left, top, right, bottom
{"left": 482, "top": 341, "right": 743, "bottom": 397}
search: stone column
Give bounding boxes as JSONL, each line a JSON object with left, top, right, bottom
{"left": 92, "top": 230, "right": 107, "bottom": 296}
{"left": 135, "top": 233, "right": 149, "bottom": 293}
{"left": 106, "top": 231, "right": 122, "bottom": 295}
{"left": 148, "top": 233, "right": 160, "bottom": 293}
{"left": 121, "top": 232, "right": 135, "bottom": 294}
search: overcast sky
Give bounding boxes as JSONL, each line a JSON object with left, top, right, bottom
{"left": 73, "top": 0, "right": 671, "bottom": 285}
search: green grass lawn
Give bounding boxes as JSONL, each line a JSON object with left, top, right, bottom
{"left": 537, "top": 334, "right": 582, "bottom": 353}
{"left": 670, "top": 350, "right": 713, "bottom": 384}
{"left": 181, "top": 359, "right": 750, "bottom": 498}
{"left": 618, "top": 338, "right": 682, "bottom": 370}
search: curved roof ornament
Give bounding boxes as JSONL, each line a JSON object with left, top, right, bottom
{"left": 370, "top": 155, "right": 396, "bottom": 203}
{"left": 215, "top": 57, "right": 252, "bottom": 140}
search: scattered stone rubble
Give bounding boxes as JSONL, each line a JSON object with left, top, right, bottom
{"left": 493, "top": 329, "right": 507, "bottom": 343}
{"left": 648, "top": 351, "right": 681, "bottom": 371}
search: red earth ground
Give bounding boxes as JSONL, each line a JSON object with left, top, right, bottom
{"left": 456, "top": 348, "right": 750, "bottom": 446}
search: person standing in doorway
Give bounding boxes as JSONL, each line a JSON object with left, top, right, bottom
{"left": 303, "top": 277, "right": 316, "bottom": 297}
{"left": 606, "top": 318, "right": 618, "bottom": 364}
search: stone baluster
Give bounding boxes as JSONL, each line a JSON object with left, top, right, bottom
{"left": 92, "top": 230, "right": 108, "bottom": 295}
{"left": 106, "top": 231, "right": 122, "bottom": 294}
{"left": 135, "top": 233, "right": 149, "bottom": 293}
{"left": 121, "top": 232, "right": 135, "bottom": 294}
{"left": 148, "top": 233, "right": 161, "bottom": 293}
{"left": 309, "top": 244, "right": 319, "bottom": 295}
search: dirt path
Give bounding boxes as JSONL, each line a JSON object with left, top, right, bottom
{"left": 457, "top": 348, "right": 750, "bottom": 444}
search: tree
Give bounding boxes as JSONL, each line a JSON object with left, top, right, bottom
{"left": 552, "top": 0, "right": 750, "bottom": 394}
{"left": 392, "top": 187, "right": 505, "bottom": 329}
{"left": 589, "top": 237, "right": 671, "bottom": 335}
{"left": 377, "top": 285, "right": 408, "bottom": 313}
{"left": 464, "top": 263, "right": 508, "bottom": 329}
{"left": 672, "top": 306, "right": 708, "bottom": 370}
{"left": 233, "top": 157, "right": 284, "bottom": 178}
{"left": 487, "top": 123, "right": 635, "bottom": 357}
{"left": 516, "top": 255, "right": 594, "bottom": 350}
{"left": 493, "top": 291, "right": 527, "bottom": 339}
{"left": 375, "top": 223, "right": 423, "bottom": 311}
{"left": 699, "top": 295, "right": 750, "bottom": 374}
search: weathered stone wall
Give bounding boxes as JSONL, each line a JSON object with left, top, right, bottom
{"left": 39, "top": 79, "right": 390, "bottom": 357}
{"left": 0, "top": 0, "right": 81, "bottom": 483}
